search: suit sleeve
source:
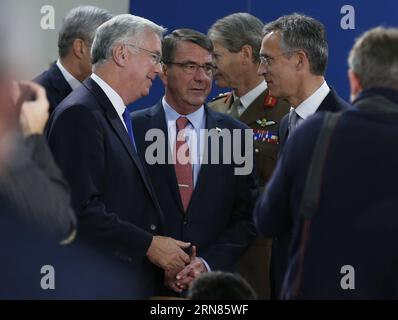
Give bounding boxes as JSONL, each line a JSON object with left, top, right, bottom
{"left": 0, "top": 133, "right": 76, "bottom": 243}
{"left": 48, "top": 106, "right": 153, "bottom": 259}
{"left": 254, "top": 146, "right": 292, "bottom": 237}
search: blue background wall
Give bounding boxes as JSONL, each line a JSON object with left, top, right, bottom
{"left": 129, "top": 0, "right": 397, "bottom": 110}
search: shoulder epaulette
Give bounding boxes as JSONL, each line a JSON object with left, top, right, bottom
{"left": 210, "top": 92, "right": 231, "bottom": 102}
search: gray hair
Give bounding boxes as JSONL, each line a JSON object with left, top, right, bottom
{"left": 348, "top": 27, "right": 398, "bottom": 90}
{"left": 162, "top": 28, "right": 213, "bottom": 65}
{"left": 263, "top": 13, "right": 328, "bottom": 76}
{"left": 91, "top": 14, "right": 166, "bottom": 66}
{"left": 208, "top": 13, "right": 264, "bottom": 63}
{"left": 58, "top": 6, "right": 113, "bottom": 58}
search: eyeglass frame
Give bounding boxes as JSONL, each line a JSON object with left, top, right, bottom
{"left": 164, "top": 61, "right": 217, "bottom": 76}
{"left": 124, "top": 43, "right": 162, "bottom": 64}
{"left": 259, "top": 50, "right": 301, "bottom": 66}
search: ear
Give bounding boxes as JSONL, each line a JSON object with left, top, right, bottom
{"left": 240, "top": 44, "right": 253, "bottom": 65}
{"left": 113, "top": 43, "right": 128, "bottom": 67}
{"left": 72, "top": 38, "right": 85, "bottom": 60}
{"left": 294, "top": 50, "right": 307, "bottom": 71}
{"left": 159, "top": 64, "right": 168, "bottom": 86}
{"left": 348, "top": 69, "right": 362, "bottom": 102}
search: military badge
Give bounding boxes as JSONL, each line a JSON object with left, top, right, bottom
{"left": 263, "top": 92, "right": 278, "bottom": 108}
{"left": 253, "top": 129, "right": 279, "bottom": 145}
{"left": 256, "top": 118, "right": 277, "bottom": 127}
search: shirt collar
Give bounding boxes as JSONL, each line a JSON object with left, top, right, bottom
{"left": 56, "top": 59, "right": 82, "bottom": 90}
{"left": 162, "top": 97, "right": 205, "bottom": 130}
{"left": 233, "top": 80, "right": 267, "bottom": 110}
{"left": 91, "top": 73, "right": 126, "bottom": 118}
{"left": 295, "top": 81, "right": 330, "bottom": 119}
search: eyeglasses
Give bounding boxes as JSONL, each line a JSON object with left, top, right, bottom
{"left": 166, "top": 62, "right": 216, "bottom": 76}
{"left": 259, "top": 50, "right": 299, "bottom": 66}
{"left": 125, "top": 43, "right": 162, "bottom": 64}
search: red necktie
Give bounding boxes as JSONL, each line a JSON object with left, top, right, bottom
{"left": 174, "top": 116, "right": 193, "bottom": 212}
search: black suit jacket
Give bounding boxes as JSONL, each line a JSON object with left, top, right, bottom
{"left": 34, "top": 62, "right": 73, "bottom": 114}
{"left": 47, "top": 77, "right": 164, "bottom": 297}
{"left": 256, "top": 88, "right": 398, "bottom": 298}
{"left": 132, "top": 101, "right": 258, "bottom": 271}
{"left": 271, "top": 88, "right": 349, "bottom": 299}
{"left": 278, "top": 89, "right": 350, "bottom": 151}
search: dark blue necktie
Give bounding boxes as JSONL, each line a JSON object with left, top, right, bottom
{"left": 122, "top": 108, "right": 136, "bottom": 150}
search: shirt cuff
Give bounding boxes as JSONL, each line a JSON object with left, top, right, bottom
{"left": 198, "top": 257, "right": 211, "bottom": 272}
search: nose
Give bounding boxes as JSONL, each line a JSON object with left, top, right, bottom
{"left": 193, "top": 66, "right": 210, "bottom": 81}
{"left": 257, "top": 62, "right": 268, "bottom": 77}
{"left": 153, "top": 61, "right": 162, "bottom": 74}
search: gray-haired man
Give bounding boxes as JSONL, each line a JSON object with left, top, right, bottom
{"left": 47, "top": 14, "right": 192, "bottom": 298}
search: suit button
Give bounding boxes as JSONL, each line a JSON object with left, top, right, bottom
{"left": 150, "top": 224, "right": 157, "bottom": 231}
{"left": 255, "top": 148, "right": 259, "bottom": 153}
{"left": 183, "top": 220, "right": 188, "bottom": 226}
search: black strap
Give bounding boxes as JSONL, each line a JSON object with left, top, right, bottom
{"left": 299, "top": 112, "right": 343, "bottom": 219}
{"left": 288, "top": 111, "right": 342, "bottom": 299}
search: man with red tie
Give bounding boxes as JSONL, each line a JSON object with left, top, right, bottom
{"left": 132, "top": 29, "right": 258, "bottom": 295}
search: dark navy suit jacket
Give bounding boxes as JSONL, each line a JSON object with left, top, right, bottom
{"left": 270, "top": 88, "right": 349, "bottom": 299}
{"left": 132, "top": 102, "right": 258, "bottom": 272}
{"left": 278, "top": 89, "right": 350, "bottom": 150}
{"left": 256, "top": 88, "right": 398, "bottom": 299}
{"left": 47, "top": 77, "right": 165, "bottom": 298}
{"left": 34, "top": 62, "right": 73, "bottom": 114}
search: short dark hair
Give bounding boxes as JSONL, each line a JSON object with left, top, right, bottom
{"left": 187, "top": 271, "right": 257, "bottom": 300}
{"left": 162, "top": 29, "right": 213, "bottom": 64}
{"left": 263, "top": 13, "right": 328, "bottom": 75}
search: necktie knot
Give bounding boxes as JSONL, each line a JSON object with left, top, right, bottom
{"left": 228, "top": 97, "right": 241, "bottom": 119}
{"left": 176, "top": 116, "right": 190, "bottom": 132}
{"left": 122, "top": 108, "right": 136, "bottom": 149}
{"left": 123, "top": 108, "right": 131, "bottom": 122}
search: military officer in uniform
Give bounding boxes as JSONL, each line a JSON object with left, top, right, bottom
{"left": 208, "top": 13, "right": 290, "bottom": 299}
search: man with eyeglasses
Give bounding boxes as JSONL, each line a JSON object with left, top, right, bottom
{"left": 207, "top": 13, "right": 290, "bottom": 300}
{"left": 132, "top": 28, "right": 257, "bottom": 296}
{"left": 256, "top": 13, "right": 349, "bottom": 299}
{"left": 47, "top": 15, "right": 195, "bottom": 298}
{"left": 34, "top": 6, "right": 112, "bottom": 115}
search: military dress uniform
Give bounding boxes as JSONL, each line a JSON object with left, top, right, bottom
{"left": 208, "top": 89, "right": 290, "bottom": 299}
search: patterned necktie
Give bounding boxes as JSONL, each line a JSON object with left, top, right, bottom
{"left": 122, "top": 108, "right": 136, "bottom": 150}
{"left": 228, "top": 97, "right": 241, "bottom": 119}
{"left": 288, "top": 108, "right": 299, "bottom": 137}
{"left": 174, "top": 116, "right": 193, "bottom": 212}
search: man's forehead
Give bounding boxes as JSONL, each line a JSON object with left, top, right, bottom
{"left": 261, "top": 31, "right": 281, "bottom": 52}
{"left": 141, "top": 32, "right": 161, "bottom": 49}
{"left": 175, "top": 41, "right": 212, "bottom": 59}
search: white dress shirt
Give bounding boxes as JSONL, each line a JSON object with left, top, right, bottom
{"left": 90, "top": 73, "right": 128, "bottom": 132}
{"left": 56, "top": 59, "right": 82, "bottom": 91}
{"left": 232, "top": 80, "right": 267, "bottom": 116}
{"left": 293, "top": 80, "right": 330, "bottom": 128}
{"left": 162, "top": 97, "right": 206, "bottom": 187}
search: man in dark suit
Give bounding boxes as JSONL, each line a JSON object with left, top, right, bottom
{"left": 207, "top": 13, "right": 290, "bottom": 299}
{"left": 132, "top": 29, "right": 258, "bottom": 294}
{"left": 256, "top": 14, "right": 349, "bottom": 299}
{"left": 255, "top": 26, "right": 398, "bottom": 299}
{"left": 47, "top": 15, "right": 192, "bottom": 298}
{"left": 34, "top": 6, "right": 112, "bottom": 114}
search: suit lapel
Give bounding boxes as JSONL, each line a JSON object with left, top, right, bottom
{"left": 188, "top": 106, "right": 223, "bottom": 213}
{"left": 239, "top": 90, "right": 267, "bottom": 125}
{"left": 145, "top": 102, "right": 184, "bottom": 211}
{"left": 49, "top": 63, "right": 73, "bottom": 98}
{"left": 82, "top": 78, "right": 159, "bottom": 211}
